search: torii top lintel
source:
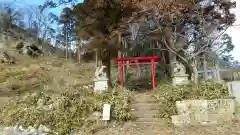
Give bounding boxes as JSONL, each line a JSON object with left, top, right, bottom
{"left": 115, "top": 56, "right": 160, "bottom": 62}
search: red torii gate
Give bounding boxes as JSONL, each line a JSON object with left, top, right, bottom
{"left": 115, "top": 56, "right": 160, "bottom": 89}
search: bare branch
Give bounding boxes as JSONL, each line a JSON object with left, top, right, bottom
{"left": 160, "top": 40, "right": 188, "bottom": 62}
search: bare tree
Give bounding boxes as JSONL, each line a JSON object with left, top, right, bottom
{"left": 0, "top": 3, "right": 23, "bottom": 30}
{"left": 59, "top": 7, "right": 75, "bottom": 59}
{"left": 24, "top": 5, "right": 58, "bottom": 43}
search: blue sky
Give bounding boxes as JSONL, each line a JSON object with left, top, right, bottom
{"left": 0, "top": 0, "right": 83, "bottom": 16}
{"left": 226, "top": 0, "right": 240, "bottom": 61}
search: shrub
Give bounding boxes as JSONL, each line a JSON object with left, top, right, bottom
{"left": 0, "top": 87, "right": 132, "bottom": 134}
{"left": 153, "top": 80, "right": 229, "bottom": 118}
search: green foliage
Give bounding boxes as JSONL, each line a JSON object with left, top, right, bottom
{"left": 153, "top": 81, "right": 229, "bottom": 118}
{"left": 0, "top": 87, "right": 132, "bottom": 134}
{"left": 217, "top": 34, "right": 235, "bottom": 63}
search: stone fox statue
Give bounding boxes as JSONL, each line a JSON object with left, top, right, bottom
{"left": 95, "top": 65, "right": 107, "bottom": 80}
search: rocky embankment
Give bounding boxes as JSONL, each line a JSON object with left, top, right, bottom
{"left": 0, "top": 27, "right": 65, "bottom": 63}
{"left": 0, "top": 125, "right": 51, "bottom": 135}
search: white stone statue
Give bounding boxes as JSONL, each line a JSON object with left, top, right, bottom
{"left": 95, "top": 65, "right": 108, "bottom": 80}
{"left": 173, "top": 61, "right": 186, "bottom": 76}
{"left": 94, "top": 65, "right": 108, "bottom": 92}
{"left": 172, "top": 61, "right": 189, "bottom": 86}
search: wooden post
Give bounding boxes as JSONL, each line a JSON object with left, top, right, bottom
{"left": 95, "top": 49, "right": 98, "bottom": 67}
{"left": 118, "top": 36, "right": 123, "bottom": 86}
{"left": 151, "top": 59, "right": 156, "bottom": 88}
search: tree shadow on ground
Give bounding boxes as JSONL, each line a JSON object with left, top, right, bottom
{"left": 125, "top": 78, "right": 154, "bottom": 92}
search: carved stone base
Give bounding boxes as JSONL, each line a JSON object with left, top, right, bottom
{"left": 172, "top": 75, "right": 189, "bottom": 86}
{"left": 93, "top": 79, "right": 108, "bottom": 92}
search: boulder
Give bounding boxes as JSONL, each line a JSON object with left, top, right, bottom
{"left": 16, "top": 41, "right": 44, "bottom": 57}
{"left": 0, "top": 51, "right": 15, "bottom": 64}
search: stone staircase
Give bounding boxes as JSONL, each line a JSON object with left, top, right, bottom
{"left": 131, "top": 91, "right": 161, "bottom": 124}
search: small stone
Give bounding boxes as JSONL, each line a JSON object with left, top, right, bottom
{"left": 83, "top": 86, "right": 88, "bottom": 89}
{"left": 38, "top": 125, "right": 50, "bottom": 133}
{"left": 3, "top": 127, "right": 10, "bottom": 131}
{"left": 27, "top": 126, "right": 34, "bottom": 129}
{"left": 92, "top": 111, "right": 101, "bottom": 118}
{"left": 29, "top": 128, "right": 37, "bottom": 133}
{"left": 2, "top": 126, "right": 22, "bottom": 135}
{"left": 44, "top": 104, "right": 53, "bottom": 110}
{"left": 37, "top": 98, "right": 44, "bottom": 108}
{"left": 2, "top": 129, "right": 15, "bottom": 135}
{"left": 19, "top": 125, "right": 24, "bottom": 131}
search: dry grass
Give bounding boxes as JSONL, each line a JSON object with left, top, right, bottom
{"left": 0, "top": 55, "right": 96, "bottom": 95}
{"left": 0, "top": 87, "right": 132, "bottom": 134}
{"left": 1, "top": 54, "right": 240, "bottom": 135}
{"left": 0, "top": 55, "right": 133, "bottom": 134}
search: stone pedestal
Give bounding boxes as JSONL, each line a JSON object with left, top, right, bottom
{"left": 94, "top": 65, "right": 108, "bottom": 92}
{"left": 172, "top": 74, "right": 189, "bottom": 86}
{"left": 228, "top": 81, "right": 240, "bottom": 104}
{"left": 93, "top": 78, "right": 108, "bottom": 92}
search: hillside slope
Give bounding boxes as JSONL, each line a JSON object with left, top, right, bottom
{"left": 0, "top": 25, "right": 65, "bottom": 57}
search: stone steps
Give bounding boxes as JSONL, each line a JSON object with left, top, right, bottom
{"left": 131, "top": 112, "right": 157, "bottom": 118}
{"left": 135, "top": 117, "right": 163, "bottom": 122}
{"left": 131, "top": 103, "right": 157, "bottom": 109}
{"left": 131, "top": 91, "right": 160, "bottom": 124}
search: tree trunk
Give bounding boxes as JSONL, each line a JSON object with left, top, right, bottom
{"left": 203, "top": 56, "right": 208, "bottom": 80}
{"left": 169, "top": 43, "right": 176, "bottom": 80}
{"left": 192, "top": 59, "right": 198, "bottom": 84}
{"left": 65, "top": 47, "right": 68, "bottom": 59}
{"left": 106, "top": 58, "right": 112, "bottom": 87}
{"left": 102, "top": 50, "right": 112, "bottom": 88}
{"left": 78, "top": 47, "right": 81, "bottom": 63}
{"left": 95, "top": 49, "right": 99, "bottom": 67}
{"left": 215, "top": 58, "right": 221, "bottom": 82}
{"left": 65, "top": 24, "right": 68, "bottom": 59}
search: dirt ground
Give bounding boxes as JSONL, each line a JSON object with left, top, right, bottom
{"left": 94, "top": 121, "right": 240, "bottom": 135}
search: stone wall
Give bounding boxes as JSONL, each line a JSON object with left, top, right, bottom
{"left": 172, "top": 99, "right": 235, "bottom": 126}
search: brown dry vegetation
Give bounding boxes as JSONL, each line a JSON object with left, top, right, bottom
{"left": 1, "top": 54, "right": 240, "bottom": 134}
{"left": 0, "top": 55, "right": 96, "bottom": 96}
{"left": 0, "top": 54, "right": 132, "bottom": 134}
